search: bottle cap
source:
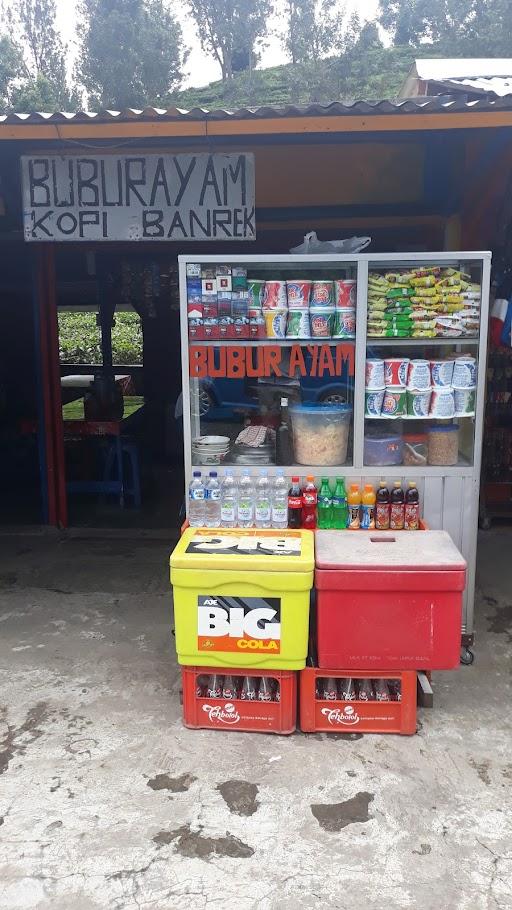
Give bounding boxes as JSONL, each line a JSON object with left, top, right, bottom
{"left": 193, "top": 471, "right": 201, "bottom": 477}
{"left": 210, "top": 471, "right": 217, "bottom": 477}
{"left": 393, "top": 480, "right": 401, "bottom": 487}
{"left": 306, "top": 475, "right": 314, "bottom": 481}
{"left": 408, "top": 481, "right": 416, "bottom": 487}
{"left": 364, "top": 484, "right": 373, "bottom": 491}
{"left": 350, "top": 483, "right": 359, "bottom": 491}
{"left": 291, "top": 476, "right": 299, "bottom": 482}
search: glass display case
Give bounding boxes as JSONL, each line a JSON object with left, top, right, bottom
{"left": 179, "top": 252, "right": 491, "bottom": 644}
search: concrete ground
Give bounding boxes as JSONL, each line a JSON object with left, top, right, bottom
{"left": 0, "top": 528, "right": 511, "bottom": 910}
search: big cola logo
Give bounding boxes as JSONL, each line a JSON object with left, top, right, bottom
{"left": 202, "top": 702, "right": 241, "bottom": 725}
{"left": 320, "top": 705, "right": 360, "bottom": 726}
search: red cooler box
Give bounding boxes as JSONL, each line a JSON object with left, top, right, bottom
{"left": 315, "top": 530, "right": 466, "bottom": 670}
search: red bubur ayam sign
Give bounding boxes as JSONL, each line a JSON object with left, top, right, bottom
{"left": 189, "top": 344, "right": 354, "bottom": 379}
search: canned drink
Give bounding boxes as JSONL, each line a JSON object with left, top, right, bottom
{"left": 311, "top": 281, "right": 334, "bottom": 307}
{"left": 430, "top": 359, "right": 455, "bottom": 387}
{"left": 365, "top": 358, "right": 385, "bottom": 389}
{"left": 407, "top": 359, "right": 431, "bottom": 390}
{"left": 384, "top": 357, "right": 410, "bottom": 387}
{"left": 333, "top": 308, "right": 356, "bottom": 338}
{"left": 335, "top": 279, "right": 357, "bottom": 308}
{"left": 286, "top": 309, "right": 310, "bottom": 338}
{"left": 452, "top": 356, "right": 477, "bottom": 388}
{"left": 429, "top": 387, "right": 455, "bottom": 418}
{"left": 263, "top": 280, "right": 287, "bottom": 310}
{"left": 286, "top": 280, "right": 312, "bottom": 308}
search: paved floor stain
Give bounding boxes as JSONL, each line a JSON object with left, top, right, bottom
{"left": 0, "top": 701, "right": 51, "bottom": 776}
{"left": 486, "top": 601, "right": 512, "bottom": 641}
{"left": 217, "top": 780, "right": 260, "bottom": 816}
{"left": 147, "top": 772, "right": 197, "bottom": 792}
{"left": 153, "top": 824, "right": 255, "bottom": 858}
{"left": 311, "top": 792, "right": 374, "bottom": 832}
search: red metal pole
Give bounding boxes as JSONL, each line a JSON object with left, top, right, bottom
{"left": 44, "top": 245, "right": 68, "bottom": 529}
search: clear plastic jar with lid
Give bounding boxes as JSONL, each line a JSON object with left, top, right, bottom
{"left": 427, "top": 424, "right": 459, "bottom": 466}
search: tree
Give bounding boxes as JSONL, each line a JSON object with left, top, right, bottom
{"left": 78, "top": 0, "right": 185, "bottom": 109}
{"left": 0, "top": 35, "right": 24, "bottom": 108}
{"left": 285, "top": 0, "right": 345, "bottom": 65}
{"left": 2, "top": 0, "right": 76, "bottom": 108}
{"left": 188, "top": 0, "right": 273, "bottom": 81}
{"left": 379, "top": 0, "right": 512, "bottom": 55}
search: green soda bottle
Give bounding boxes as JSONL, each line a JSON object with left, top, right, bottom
{"left": 332, "top": 477, "right": 349, "bottom": 529}
{"left": 317, "top": 478, "right": 333, "bottom": 529}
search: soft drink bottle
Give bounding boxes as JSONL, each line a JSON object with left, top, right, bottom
{"left": 188, "top": 471, "right": 205, "bottom": 527}
{"left": 255, "top": 469, "right": 272, "bottom": 529}
{"left": 237, "top": 470, "right": 255, "bottom": 528}
{"left": 361, "top": 483, "right": 376, "bottom": 530}
{"left": 317, "top": 478, "right": 333, "bottom": 529}
{"left": 390, "top": 481, "right": 405, "bottom": 530}
{"left": 204, "top": 471, "right": 221, "bottom": 527}
{"left": 301, "top": 475, "right": 317, "bottom": 530}
{"left": 222, "top": 675, "right": 237, "bottom": 700}
{"left": 347, "top": 484, "right": 361, "bottom": 530}
{"left": 271, "top": 470, "right": 288, "bottom": 529}
{"left": 273, "top": 679, "right": 280, "bottom": 702}
{"left": 404, "top": 481, "right": 420, "bottom": 530}
{"left": 375, "top": 679, "right": 391, "bottom": 702}
{"left": 258, "top": 677, "right": 273, "bottom": 702}
{"left": 276, "top": 397, "right": 292, "bottom": 465}
{"left": 220, "top": 470, "right": 238, "bottom": 528}
{"left": 341, "top": 678, "right": 356, "bottom": 700}
{"left": 288, "top": 476, "right": 302, "bottom": 529}
{"left": 375, "top": 480, "right": 390, "bottom": 530}
{"left": 206, "top": 674, "right": 223, "bottom": 698}
{"left": 240, "top": 676, "right": 258, "bottom": 700}
{"left": 196, "top": 675, "right": 207, "bottom": 698}
{"left": 332, "top": 477, "right": 348, "bottom": 529}
{"left": 321, "top": 677, "right": 338, "bottom": 700}
{"left": 358, "top": 678, "right": 375, "bottom": 702}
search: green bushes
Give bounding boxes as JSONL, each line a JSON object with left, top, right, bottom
{"left": 58, "top": 311, "right": 143, "bottom": 365}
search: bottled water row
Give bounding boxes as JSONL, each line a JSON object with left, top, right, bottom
{"left": 189, "top": 469, "right": 288, "bottom": 529}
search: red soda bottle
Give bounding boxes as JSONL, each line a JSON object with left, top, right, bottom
{"left": 240, "top": 676, "right": 258, "bottom": 700}
{"left": 273, "top": 679, "right": 280, "bottom": 702}
{"left": 196, "top": 675, "right": 208, "bottom": 698}
{"left": 206, "top": 674, "right": 223, "bottom": 698}
{"left": 321, "top": 677, "right": 338, "bottom": 700}
{"left": 341, "top": 678, "right": 356, "bottom": 701}
{"left": 258, "top": 677, "right": 273, "bottom": 702}
{"left": 357, "top": 678, "right": 375, "bottom": 702}
{"left": 390, "top": 481, "right": 405, "bottom": 531}
{"left": 301, "top": 475, "right": 317, "bottom": 529}
{"left": 375, "top": 481, "right": 390, "bottom": 530}
{"left": 222, "top": 675, "right": 237, "bottom": 699}
{"left": 288, "top": 476, "right": 302, "bottom": 529}
{"left": 375, "top": 679, "right": 390, "bottom": 702}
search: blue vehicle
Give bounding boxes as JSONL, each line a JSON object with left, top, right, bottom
{"left": 194, "top": 346, "right": 354, "bottom": 420}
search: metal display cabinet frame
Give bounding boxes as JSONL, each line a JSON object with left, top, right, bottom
{"left": 179, "top": 252, "right": 492, "bottom": 658}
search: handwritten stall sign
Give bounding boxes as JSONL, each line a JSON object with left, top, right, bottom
{"left": 189, "top": 344, "right": 355, "bottom": 378}
{"left": 21, "top": 153, "right": 255, "bottom": 242}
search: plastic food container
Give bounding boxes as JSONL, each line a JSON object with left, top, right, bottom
{"left": 382, "top": 387, "right": 407, "bottom": 417}
{"left": 406, "top": 388, "right": 432, "bottom": 417}
{"left": 311, "top": 281, "right": 334, "bottom": 307}
{"left": 384, "top": 358, "right": 409, "bottom": 387}
{"left": 333, "top": 308, "right": 355, "bottom": 338}
{"left": 429, "top": 387, "right": 455, "bottom": 419}
{"left": 335, "top": 279, "right": 357, "bottom": 308}
{"left": 452, "top": 356, "right": 477, "bottom": 388}
{"left": 364, "top": 431, "right": 403, "bottom": 466}
{"left": 286, "top": 280, "right": 312, "bottom": 309}
{"left": 430, "top": 359, "right": 455, "bottom": 387}
{"left": 248, "top": 280, "right": 265, "bottom": 309}
{"left": 263, "top": 280, "right": 287, "bottom": 310}
{"left": 170, "top": 528, "right": 314, "bottom": 669}
{"left": 286, "top": 309, "right": 310, "bottom": 338}
{"left": 407, "top": 360, "right": 431, "bottom": 390}
{"left": 427, "top": 424, "right": 459, "bottom": 465}
{"left": 264, "top": 309, "right": 287, "bottom": 338}
{"left": 365, "top": 388, "right": 385, "bottom": 417}
{"left": 289, "top": 403, "right": 352, "bottom": 465}
{"left": 403, "top": 433, "right": 427, "bottom": 466}
{"left": 454, "top": 387, "right": 476, "bottom": 416}
{"left": 314, "top": 530, "right": 467, "bottom": 670}
{"left": 365, "top": 358, "right": 385, "bottom": 389}
{"left": 310, "top": 308, "right": 335, "bottom": 338}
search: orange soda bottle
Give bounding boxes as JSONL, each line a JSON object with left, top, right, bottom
{"left": 347, "top": 483, "right": 361, "bottom": 530}
{"left": 361, "top": 484, "right": 376, "bottom": 530}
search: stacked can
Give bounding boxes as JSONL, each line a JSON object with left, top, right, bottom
{"left": 262, "top": 279, "right": 288, "bottom": 339}
{"left": 334, "top": 279, "right": 357, "bottom": 338}
{"left": 286, "top": 280, "right": 311, "bottom": 339}
{"left": 247, "top": 279, "right": 266, "bottom": 339}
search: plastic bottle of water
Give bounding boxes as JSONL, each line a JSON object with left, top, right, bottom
{"left": 204, "top": 471, "right": 221, "bottom": 527}
{"left": 188, "top": 471, "right": 205, "bottom": 527}
{"left": 271, "top": 470, "right": 288, "bottom": 529}
{"left": 237, "top": 470, "right": 254, "bottom": 528}
{"left": 255, "top": 469, "right": 272, "bottom": 529}
{"left": 220, "top": 470, "right": 238, "bottom": 528}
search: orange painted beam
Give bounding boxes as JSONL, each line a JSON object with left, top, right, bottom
{"left": 2, "top": 110, "right": 512, "bottom": 141}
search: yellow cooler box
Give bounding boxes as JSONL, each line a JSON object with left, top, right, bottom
{"left": 170, "top": 528, "right": 314, "bottom": 670}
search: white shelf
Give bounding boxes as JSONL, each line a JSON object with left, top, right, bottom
{"left": 365, "top": 413, "right": 475, "bottom": 420}
{"left": 367, "top": 337, "right": 479, "bottom": 346}
{"left": 189, "top": 338, "right": 355, "bottom": 346}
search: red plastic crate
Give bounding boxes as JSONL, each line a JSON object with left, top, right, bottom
{"left": 299, "top": 668, "right": 417, "bottom": 735}
{"left": 181, "top": 666, "right": 297, "bottom": 734}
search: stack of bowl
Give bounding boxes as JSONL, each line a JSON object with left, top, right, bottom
{"left": 192, "top": 435, "right": 230, "bottom": 465}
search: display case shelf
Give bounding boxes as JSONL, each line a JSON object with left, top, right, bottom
{"left": 365, "top": 413, "right": 475, "bottom": 421}
{"left": 366, "top": 338, "right": 479, "bottom": 347}
{"left": 190, "top": 338, "right": 356, "bottom": 347}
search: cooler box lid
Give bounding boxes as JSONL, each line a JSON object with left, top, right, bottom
{"left": 315, "top": 530, "right": 466, "bottom": 572}
{"left": 171, "top": 528, "right": 315, "bottom": 573}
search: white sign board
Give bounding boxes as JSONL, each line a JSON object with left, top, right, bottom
{"left": 21, "top": 153, "right": 256, "bottom": 242}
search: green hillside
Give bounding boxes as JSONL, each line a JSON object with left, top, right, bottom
{"left": 174, "top": 44, "right": 446, "bottom": 111}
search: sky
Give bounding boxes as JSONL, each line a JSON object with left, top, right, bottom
{"left": 55, "top": 0, "right": 380, "bottom": 89}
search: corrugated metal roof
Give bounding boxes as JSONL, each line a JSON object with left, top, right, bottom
{"left": 3, "top": 94, "right": 512, "bottom": 125}
{"left": 415, "top": 58, "right": 512, "bottom": 81}
{"left": 441, "top": 76, "right": 512, "bottom": 98}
